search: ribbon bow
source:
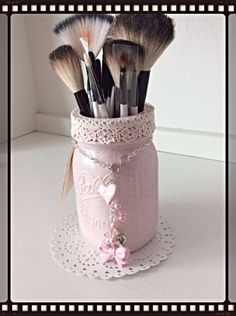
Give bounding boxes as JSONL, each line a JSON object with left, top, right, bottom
{"left": 98, "top": 241, "right": 130, "bottom": 267}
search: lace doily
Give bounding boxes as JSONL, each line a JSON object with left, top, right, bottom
{"left": 71, "top": 104, "right": 155, "bottom": 144}
{"left": 50, "top": 214, "right": 175, "bottom": 279}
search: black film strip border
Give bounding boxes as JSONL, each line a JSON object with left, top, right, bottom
{"left": 0, "top": 303, "right": 235, "bottom": 313}
{"left": 0, "top": 1, "right": 232, "bottom": 314}
{"left": 0, "top": 3, "right": 235, "bottom": 13}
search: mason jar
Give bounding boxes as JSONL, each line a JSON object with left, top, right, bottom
{"left": 71, "top": 104, "right": 158, "bottom": 252}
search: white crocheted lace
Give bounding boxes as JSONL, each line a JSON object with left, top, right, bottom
{"left": 71, "top": 104, "right": 155, "bottom": 144}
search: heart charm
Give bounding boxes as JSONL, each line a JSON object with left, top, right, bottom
{"left": 99, "top": 183, "right": 117, "bottom": 205}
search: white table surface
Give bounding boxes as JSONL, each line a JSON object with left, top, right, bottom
{"left": 11, "top": 132, "right": 225, "bottom": 302}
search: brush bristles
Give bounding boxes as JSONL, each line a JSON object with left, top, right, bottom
{"left": 107, "top": 13, "right": 174, "bottom": 71}
{"left": 53, "top": 16, "right": 85, "bottom": 59}
{"left": 104, "top": 40, "right": 144, "bottom": 88}
{"left": 49, "top": 45, "right": 84, "bottom": 93}
{"left": 54, "top": 14, "right": 114, "bottom": 59}
{"left": 104, "top": 55, "right": 121, "bottom": 88}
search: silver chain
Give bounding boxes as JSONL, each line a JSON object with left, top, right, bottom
{"left": 72, "top": 137, "right": 153, "bottom": 248}
{"left": 72, "top": 138, "right": 152, "bottom": 176}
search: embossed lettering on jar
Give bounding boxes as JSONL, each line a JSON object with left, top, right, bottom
{"left": 72, "top": 105, "right": 158, "bottom": 252}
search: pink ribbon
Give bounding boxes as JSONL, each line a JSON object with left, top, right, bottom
{"left": 98, "top": 241, "right": 130, "bottom": 267}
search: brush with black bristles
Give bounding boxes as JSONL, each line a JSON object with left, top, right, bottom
{"left": 107, "top": 13, "right": 175, "bottom": 112}
{"left": 49, "top": 45, "right": 91, "bottom": 117}
{"left": 54, "top": 14, "right": 114, "bottom": 87}
{"left": 104, "top": 39, "right": 144, "bottom": 117}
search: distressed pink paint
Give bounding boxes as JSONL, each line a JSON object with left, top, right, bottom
{"left": 72, "top": 109, "right": 158, "bottom": 253}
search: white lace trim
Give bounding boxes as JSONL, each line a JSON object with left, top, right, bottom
{"left": 71, "top": 104, "right": 155, "bottom": 144}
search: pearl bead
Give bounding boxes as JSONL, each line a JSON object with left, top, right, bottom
{"left": 110, "top": 222, "right": 117, "bottom": 229}
{"left": 105, "top": 238, "right": 111, "bottom": 245}
{"left": 110, "top": 238, "right": 118, "bottom": 247}
{"left": 118, "top": 215, "right": 125, "bottom": 221}
{"left": 110, "top": 215, "right": 117, "bottom": 222}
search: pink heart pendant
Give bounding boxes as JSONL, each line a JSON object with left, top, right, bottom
{"left": 99, "top": 183, "right": 117, "bottom": 205}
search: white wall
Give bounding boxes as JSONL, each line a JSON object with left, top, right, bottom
{"left": 12, "top": 14, "right": 225, "bottom": 160}
{"left": 11, "top": 15, "right": 38, "bottom": 139}
{"left": 150, "top": 14, "right": 225, "bottom": 133}
{"left": 24, "top": 14, "right": 75, "bottom": 117}
{"left": 151, "top": 14, "right": 225, "bottom": 160}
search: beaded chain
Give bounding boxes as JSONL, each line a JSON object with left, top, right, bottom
{"left": 72, "top": 137, "right": 152, "bottom": 266}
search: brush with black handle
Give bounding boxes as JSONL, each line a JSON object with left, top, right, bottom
{"left": 54, "top": 14, "right": 114, "bottom": 60}
{"left": 54, "top": 14, "right": 114, "bottom": 99}
{"left": 83, "top": 52, "right": 109, "bottom": 118}
{"left": 102, "top": 53, "right": 114, "bottom": 100}
{"left": 104, "top": 39, "right": 143, "bottom": 117}
{"left": 120, "top": 67, "right": 128, "bottom": 117}
{"left": 49, "top": 45, "right": 91, "bottom": 117}
{"left": 107, "top": 13, "right": 175, "bottom": 112}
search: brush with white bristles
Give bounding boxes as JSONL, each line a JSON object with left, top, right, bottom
{"left": 49, "top": 45, "right": 91, "bottom": 117}
{"left": 54, "top": 14, "right": 114, "bottom": 72}
{"left": 107, "top": 13, "right": 175, "bottom": 112}
{"left": 104, "top": 39, "right": 144, "bottom": 117}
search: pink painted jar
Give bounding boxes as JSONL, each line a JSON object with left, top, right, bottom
{"left": 71, "top": 104, "right": 158, "bottom": 252}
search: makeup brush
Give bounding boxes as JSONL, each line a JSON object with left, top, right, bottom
{"left": 104, "top": 39, "right": 144, "bottom": 117}
{"left": 54, "top": 14, "right": 114, "bottom": 59}
{"left": 54, "top": 14, "right": 114, "bottom": 99}
{"left": 83, "top": 52, "right": 109, "bottom": 118}
{"left": 49, "top": 45, "right": 91, "bottom": 117}
{"left": 107, "top": 13, "right": 174, "bottom": 111}
{"left": 101, "top": 53, "right": 114, "bottom": 100}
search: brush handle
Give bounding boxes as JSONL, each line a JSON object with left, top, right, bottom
{"left": 94, "top": 59, "right": 102, "bottom": 88}
{"left": 102, "top": 55, "right": 114, "bottom": 99}
{"left": 138, "top": 71, "right": 150, "bottom": 112}
{"left": 105, "top": 97, "right": 111, "bottom": 118}
{"left": 129, "top": 106, "right": 138, "bottom": 115}
{"left": 114, "top": 87, "right": 120, "bottom": 118}
{"left": 87, "top": 64, "right": 104, "bottom": 104}
{"left": 120, "top": 104, "right": 128, "bottom": 117}
{"left": 109, "top": 86, "right": 115, "bottom": 118}
{"left": 120, "top": 68, "right": 128, "bottom": 117}
{"left": 128, "top": 71, "right": 138, "bottom": 115}
{"left": 86, "top": 67, "right": 91, "bottom": 92}
{"left": 92, "top": 101, "right": 100, "bottom": 118}
{"left": 87, "top": 90, "right": 94, "bottom": 117}
{"left": 74, "top": 90, "right": 91, "bottom": 117}
{"left": 97, "top": 103, "right": 109, "bottom": 118}
{"left": 89, "top": 52, "right": 96, "bottom": 64}
{"left": 89, "top": 52, "right": 103, "bottom": 97}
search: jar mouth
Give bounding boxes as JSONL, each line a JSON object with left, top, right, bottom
{"left": 71, "top": 103, "right": 155, "bottom": 145}
{"left": 71, "top": 103, "right": 153, "bottom": 122}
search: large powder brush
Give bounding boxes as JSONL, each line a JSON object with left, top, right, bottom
{"left": 107, "top": 13, "right": 175, "bottom": 111}
{"left": 104, "top": 39, "right": 144, "bottom": 117}
{"left": 49, "top": 45, "right": 91, "bottom": 117}
{"left": 54, "top": 14, "right": 114, "bottom": 59}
